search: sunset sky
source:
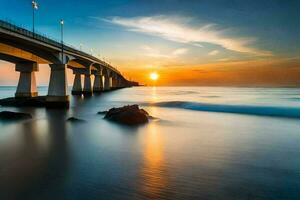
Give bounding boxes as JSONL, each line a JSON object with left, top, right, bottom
{"left": 0, "top": 0, "right": 299, "bottom": 86}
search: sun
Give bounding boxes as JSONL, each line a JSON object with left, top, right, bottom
{"left": 150, "top": 72, "right": 159, "bottom": 81}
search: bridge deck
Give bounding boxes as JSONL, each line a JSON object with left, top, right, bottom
{"left": 0, "top": 19, "right": 120, "bottom": 74}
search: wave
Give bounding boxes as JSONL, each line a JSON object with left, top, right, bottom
{"left": 150, "top": 101, "right": 300, "bottom": 119}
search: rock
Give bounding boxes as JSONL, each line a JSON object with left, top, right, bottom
{"left": 147, "top": 115, "right": 158, "bottom": 120}
{"left": 0, "top": 97, "right": 46, "bottom": 107}
{"left": 104, "top": 105, "right": 149, "bottom": 125}
{"left": 67, "top": 117, "right": 85, "bottom": 123}
{"left": 0, "top": 111, "right": 32, "bottom": 120}
{"left": 97, "top": 111, "right": 108, "bottom": 115}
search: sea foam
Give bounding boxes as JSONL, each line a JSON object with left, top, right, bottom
{"left": 151, "top": 101, "right": 300, "bottom": 119}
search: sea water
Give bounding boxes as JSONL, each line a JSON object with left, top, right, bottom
{"left": 0, "top": 86, "right": 300, "bottom": 199}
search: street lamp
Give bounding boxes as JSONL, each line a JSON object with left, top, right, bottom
{"left": 60, "top": 19, "right": 64, "bottom": 64}
{"left": 32, "top": 0, "right": 38, "bottom": 36}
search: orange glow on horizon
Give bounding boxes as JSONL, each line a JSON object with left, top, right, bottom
{"left": 120, "top": 58, "right": 300, "bottom": 86}
{"left": 2, "top": 57, "right": 300, "bottom": 87}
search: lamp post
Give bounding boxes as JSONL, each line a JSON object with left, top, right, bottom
{"left": 60, "top": 19, "right": 64, "bottom": 64}
{"left": 32, "top": 0, "right": 38, "bottom": 37}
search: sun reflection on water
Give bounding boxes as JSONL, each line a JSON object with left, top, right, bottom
{"left": 151, "top": 86, "right": 158, "bottom": 103}
{"left": 140, "top": 122, "right": 169, "bottom": 198}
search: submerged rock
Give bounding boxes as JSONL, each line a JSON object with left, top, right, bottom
{"left": 0, "top": 97, "right": 46, "bottom": 107}
{"left": 97, "top": 111, "right": 108, "bottom": 115}
{"left": 67, "top": 117, "right": 85, "bottom": 123}
{"left": 0, "top": 111, "right": 32, "bottom": 120}
{"left": 104, "top": 105, "right": 149, "bottom": 125}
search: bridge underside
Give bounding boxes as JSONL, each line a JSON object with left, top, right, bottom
{"left": 0, "top": 20, "right": 134, "bottom": 108}
{"left": 0, "top": 43, "right": 131, "bottom": 108}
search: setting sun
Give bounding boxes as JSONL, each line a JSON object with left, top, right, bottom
{"left": 150, "top": 72, "right": 159, "bottom": 81}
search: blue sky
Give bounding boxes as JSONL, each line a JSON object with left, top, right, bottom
{"left": 0, "top": 0, "right": 299, "bottom": 85}
{"left": 1, "top": 0, "right": 298, "bottom": 55}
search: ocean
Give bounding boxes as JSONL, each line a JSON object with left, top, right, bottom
{"left": 0, "top": 86, "right": 300, "bottom": 199}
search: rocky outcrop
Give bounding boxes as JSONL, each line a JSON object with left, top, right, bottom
{"left": 0, "top": 97, "right": 46, "bottom": 107}
{"left": 0, "top": 111, "right": 32, "bottom": 120}
{"left": 103, "top": 105, "right": 150, "bottom": 125}
{"left": 67, "top": 117, "right": 85, "bottom": 123}
{"left": 97, "top": 111, "right": 108, "bottom": 115}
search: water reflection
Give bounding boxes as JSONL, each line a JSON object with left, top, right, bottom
{"left": 140, "top": 122, "right": 169, "bottom": 199}
{"left": 0, "top": 109, "right": 70, "bottom": 199}
{"left": 1, "top": 87, "right": 300, "bottom": 199}
{"left": 151, "top": 87, "right": 158, "bottom": 102}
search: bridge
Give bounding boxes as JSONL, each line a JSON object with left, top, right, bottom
{"left": 0, "top": 19, "right": 135, "bottom": 107}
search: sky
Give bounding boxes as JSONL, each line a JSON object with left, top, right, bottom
{"left": 0, "top": 0, "right": 300, "bottom": 86}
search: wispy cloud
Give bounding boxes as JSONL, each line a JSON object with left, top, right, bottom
{"left": 103, "top": 15, "right": 272, "bottom": 56}
{"left": 217, "top": 58, "right": 232, "bottom": 62}
{"left": 140, "top": 45, "right": 170, "bottom": 58}
{"left": 141, "top": 45, "right": 188, "bottom": 58}
{"left": 173, "top": 48, "right": 188, "bottom": 56}
{"left": 208, "top": 50, "right": 219, "bottom": 56}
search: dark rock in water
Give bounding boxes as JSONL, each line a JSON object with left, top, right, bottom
{"left": 104, "top": 105, "right": 149, "bottom": 125}
{"left": 0, "top": 97, "right": 69, "bottom": 108}
{"left": 147, "top": 115, "right": 158, "bottom": 120}
{"left": 97, "top": 111, "right": 108, "bottom": 115}
{"left": 0, "top": 97, "right": 46, "bottom": 107}
{"left": 67, "top": 117, "right": 85, "bottom": 122}
{"left": 0, "top": 111, "right": 32, "bottom": 120}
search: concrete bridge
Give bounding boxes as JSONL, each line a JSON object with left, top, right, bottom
{"left": 0, "top": 20, "right": 134, "bottom": 107}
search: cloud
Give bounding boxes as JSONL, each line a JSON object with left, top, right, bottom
{"left": 103, "top": 15, "right": 272, "bottom": 56}
{"left": 141, "top": 45, "right": 188, "bottom": 58}
{"left": 140, "top": 45, "right": 171, "bottom": 58}
{"left": 172, "top": 48, "right": 188, "bottom": 56}
{"left": 208, "top": 50, "right": 219, "bottom": 56}
{"left": 217, "top": 58, "right": 231, "bottom": 62}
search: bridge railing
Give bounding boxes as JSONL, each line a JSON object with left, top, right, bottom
{"left": 0, "top": 19, "right": 120, "bottom": 74}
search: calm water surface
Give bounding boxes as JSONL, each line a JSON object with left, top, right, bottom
{"left": 0, "top": 86, "right": 300, "bottom": 200}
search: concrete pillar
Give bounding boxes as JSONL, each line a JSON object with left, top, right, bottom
{"left": 117, "top": 78, "right": 122, "bottom": 88}
{"left": 116, "top": 78, "right": 122, "bottom": 88}
{"left": 15, "top": 62, "right": 38, "bottom": 98}
{"left": 72, "top": 73, "right": 82, "bottom": 95}
{"left": 93, "top": 74, "right": 103, "bottom": 93}
{"left": 121, "top": 80, "right": 127, "bottom": 88}
{"left": 109, "top": 77, "right": 113, "bottom": 88}
{"left": 120, "top": 79, "right": 125, "bottom": 88}
{"left": 83, "top": 74, "right": 92, "bottom": 95}
{"left": 111, "top": 76, "right": 118, "bottom": 89}
{"left": 46, "top": 64, "right": 69, "bottom": 108}
{"left": 111, "top": 76, "right": 115, "bottom": 89}
{"left": 104, "top": 70, "right": 111, "bottom": 91}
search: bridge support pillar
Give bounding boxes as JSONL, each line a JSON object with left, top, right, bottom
{"left": 111, "top": 76, "right": 118, "bottom": 89}
{"left": 116, "top": 78, "right": 122, "bottom": 88}
{"left": 117, "top": 78, "right": 123, "bottom": 88}
{"left": 83, "top": 74, "right": 92, "bottom": 95}
{"left": 121, "top": 80, "right": 128, "bottom": 88}
{"left": 104, "top": 71, "right": 111, "bottom": 91}
{"left": 72, "top": 73, "right": 82, "bottom": 95}
{"left": 46, "top": 64, "right": 69, "bottom": 108}
{"left": 15, "top": 62, "right": 38, "bottom": 98}
{"left": 109, "top": 77, "right": 113, "bottom": 89}
{"left": 93, "top": 74, "right": 103, "bottom": 93}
